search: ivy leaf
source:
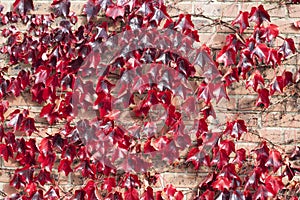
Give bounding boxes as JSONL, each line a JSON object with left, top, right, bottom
{"left": 84, "top": 0, "right": 100, "bottom": 21}
{"left": 37, "top": 152, "right": 56, "bottom": 171}
{"left": 270, "top": 75, "right": 284, "bottom": 95}
{"left": 51, "top": 0, "right": 70, "bottom": 17}
{"left": 263, "top": 24, "right": 279, "bottom": 41}
{"left": 224, "top": 120, "right": 247, "bottom": 140}
{"left": 246, "top": 70, "right": 264, "bottom": 92}
{"left": 265, "top": 149, "right": 282, "bottom": 172}
{"left": 256, "top": 88, "right": 270, "bottom": 108}
{"left": 278, "top": 38, "right": 296, "bottom": 58}
{"left": 251, "top": 43, "right": 269, "bottom": 61}
{"left": 20, "top": 117, "right": 38, "bottom": 136}
{"left": 58, "top": 159, "right": 73, "bottom": 176}
{"left": 216, "top": 47, "right": 236, "bottom": 67}
{"left": 101, "top": 177, "right": 116, "bottom": 193}
{"left": 186, "top": 147, "right": 210, "bottom": 169}
{"left": 174, "top": 14, "right": 194, "bottom": 31}
{"left": 231, "top": 11, "right": 249, "bottom": 34}
{"left": 252, "top": 141, "right": 270, "bottom": 166}
{"left": 0, "top": 144, "right": 13, "bottom": 161}
{"left": 44, "top": 186, "right": 60, "bottom": 200}
{"left": 7, "top": 109, "right": 23, "bottom": 132}
{"left": 232, "top": 149, "right": 246, "bottom": 168}
{"left": 36, "top": 169, "right": 52, "bottom": 186}
{"left": 265, "top": 176, "right": 284, "bottom": 196}
{"left": 106, "top": 4, "right": 125, "bottom": 20}
{"left": 124, "top": 188, "right": 139, "bottom": 200}
{"left": 163, "top": 184, "right": 184, "bottom": 200}
{"left": 212, "top": 176, "right": 231, "bottom": 191}
{"left": 0, "top": 100, "right": 9, "bottom": 122}
{"left": 249, "top": 5, "right": 270, "bottom": 26}
{"left": 141, "top": 187, "right": 154, "bottom": 200}
{"left": 253, "top": 185, "right": 274, "bottom": 199}
{"left": 13, "top": 0, "right": 34, "bottom": 16}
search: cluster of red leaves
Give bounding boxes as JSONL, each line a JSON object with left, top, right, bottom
{"left": 0, "top": 0, "right": 299, "bottom": 199}
{"left": 218, "top": 5, "right": 296, "bottom": 108}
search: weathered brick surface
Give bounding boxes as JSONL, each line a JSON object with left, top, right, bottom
{"left": 1, "top": 0, "right": 300, "bottom": 198}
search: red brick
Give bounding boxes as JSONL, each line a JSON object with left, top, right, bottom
{"left": 162, "top": 173, "right": 203, "bottom": 188}
{"left": 199, "top": 33, "right": 227, "bottom": 49}
{"left": 2, "top": 158, "right": 19, "bottom": 168}
{"left": 283, "top": 129, "right": 300, "bottom": 144}
{"left": 194, "top": 2, "right": 239, "bottom": 18}
{"left": 235, "top": 142, "right": 257, "bottom": 153}
{"left": 227, "top": 82, "right": 256, "bottom": 95}
{"left": 2, "top": 183, "right": 18, "bottom": 196}
{"left": 262, "top": 112, "right": 300, "bottom": 128}
{"left": 214, "top": 95, "right": 237, "bottom": 111}
{"left": 240, "top": 131, "right": 261, "bottom": 143}
{"left": 268, "top": 95, "right": 286, "bottom": 112}
{"left": 168, "top": 2, "right": 193, "bottom": 17}
{"left": 193, "top": 18, "right": 215, "bottom": 33}
{"left": 271, "top": 18, "right": 298, "bottom": 34}
{"left": 256, "top": 127, "right": 284, "bottom": 144}
{"left": 288, "top": 4, "right": 300, "bottom": 18}
{"left": 285, "top": 96, "right": 300, "bottom": 112}
{"left": 237, "top": 95, "right": 260, "bottom": 111}
{"left": 0, "top": 169, "right": 13, "bottom": 183}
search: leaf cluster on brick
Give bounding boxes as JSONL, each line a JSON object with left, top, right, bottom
{"left": 0, "top": 0, "right": 299, "bottom": 199}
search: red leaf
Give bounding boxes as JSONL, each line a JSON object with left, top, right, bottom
{"left": 253, "top": 185, "right": 273, "bottom": 199}
{"left": 44, "top": 186, "right": 60, "bottom": 200}
{"left": 51, "top": 0, "right": 70, "bottom": 17}
{"left": 101, "top": 177, "right": 116, "bottom": 193}
{"left": 124, "top": 188, "right": 139, "bottom": 200}
{"left": 231, "top": 11, "right": 249, "bottom": 34}
{"left": 270, "top": 75, "right": 284, "bottom": 95}
{"left": 13, "top": 0, "right": 34, "bottom": 16}
{"left": 246, "top": 70, "right": 264, "bottom": 91}
{"left": 0, "top": 144, "right": 13, "bottom": 161}
{"left": 278, "top": 38, "right": 296, "bottom": 58}
{"left": 20, "top": 117, "right": 38, "bottom": 135}
{"left": 141, "top": 187, "right": 154, "bottom": 200}
{"left": 7, "top": 109, "right": 23, "bottom": 132}
{"left": 263, "top": 24, "right": 279, "bottom": 41}
{"left": 36, "top": 169, "right": 52, "bottom": 186}
{"left": 249, "top": 5, "right": 270, "bottom": 26}
{"left": 163, "top": 184, "right": 184, "bottom": 200}
{"left": 216, "top": 47, "right": 236, "bottom": 67}
{"left": 251, "top": 43, "right": 269, "bottom": 61}
{"left": 265, "top": 176, "right": 284, "bottom": 196}
{"left": 106, "top": 4, "right": 125, "bottom": 20}
{"left": 265, "top": 149, "right": 282, "bottom": 172}
{"left": 58, "top": 159, "right": 73, "bottom": 176}
{"left": 0, "top": 100, "right": 9, "bottom": 122}
{"left": 212, "top": 176, "right": 231, "bottom": 191}
{"left": 174, "top": 14, "right": 194, "bottom": 31}
{"left": 252, "top": 141, "right": 269, "bottom": 166}
{"left": 224, "top": 120, "right": 247, "bottom": 140}
{"left": 256, "top": 88, "right": 270, "bottom": 108}
{"left": 186, "top": 147, "right": 210, "bottom": 169}
{"left": 267, "top": 48, "right": 281, "bottom": 67}
{"left": 84, "top": 0, "right": 100, "bottom": 21}
{"left": 38, "top": 152, "right": 56, "bottom": 171}
{"left": 232, "top": 149, "right": 246, "bottom": 168}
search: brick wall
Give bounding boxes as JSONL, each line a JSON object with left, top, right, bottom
{"left": 0, "top": 0, "right": 300, "bottom": 199}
